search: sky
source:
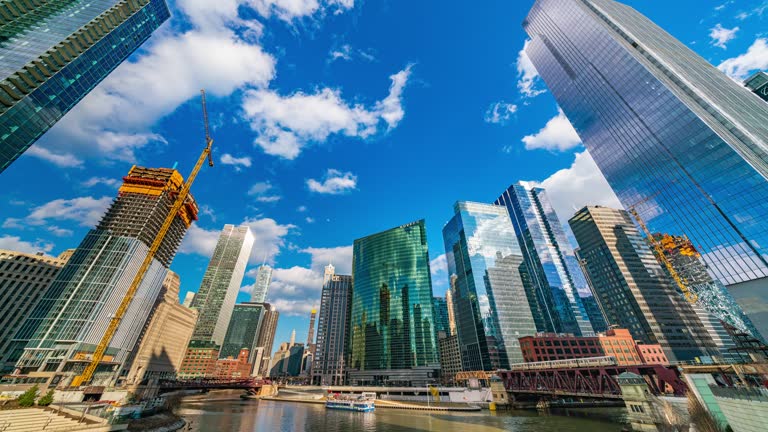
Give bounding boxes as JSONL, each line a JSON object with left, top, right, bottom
{"left": 1, "top": 0, "right": 767, "bottom": 356}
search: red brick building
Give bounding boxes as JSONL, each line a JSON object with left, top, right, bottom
{"left": 213, "top": 348, "right": 252, "bottom": 379}
{"left": 518, "top": 328, "right": 668, "bottom": 366}
{"left": 178, "top": 341, "right": 219, "bottom": 378}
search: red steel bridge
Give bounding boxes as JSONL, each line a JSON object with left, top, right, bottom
{"left": 158, "top": 377, "right": 266, "bottom": 394}
{"left": 497, "top": 357, "right": 687, "bottom": 400}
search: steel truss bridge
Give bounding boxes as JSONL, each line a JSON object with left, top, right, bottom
{"left": 158, "top": 377, "right": 266, "bottom": 393}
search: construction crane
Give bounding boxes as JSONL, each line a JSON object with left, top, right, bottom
{"left": 71, "top": 90, "right": 215, "bottom": 387}
{"left": 627, "top": 193, "right": 698, "bottom": 304}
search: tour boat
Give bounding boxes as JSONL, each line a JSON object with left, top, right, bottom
{"left": 325, "top": 392, "right": 376, "bottom": 412}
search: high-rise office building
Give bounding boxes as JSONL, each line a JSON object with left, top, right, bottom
{"left": 182, "top": 292, "right": 196, "bottom": 308}
{"left": 496, "top": 183, "right": 605, "bottom": 336}
{"left": 312, "top": 265, "right": 353, "bottom": 386}
{"left": 745, "top": 72, "right": 768, "bottom": 102}
{"left": 14, "top": 166, "right": 197, "bottom": 386}
{"left": 307, "top": 309, "right": 317, "bottom": 347}
{"left": 569, "top": 206, "right": 718, "bottom": 362}
{"left": 126, "top": 271, "right": 197, "bottom": 392}
{"left": 255, "top": 304, "right": 279, "bottom": 361}
{"left": 251, "top": 264, "right": 273, "bottom": 303}
{"left": 445, "top": 288, "right": 457, "bottom": 336}
{"left": 443, "top": 202, "right": 538, "bottom": 369}
{"left": 524, "top": 0, "right": 768, "bottom": 337}
{"left": 432, "top": 296, "right": 450, "bottom": 338}
{"left": 349, "top": 220, "right": 440, "bottom": 387}
{"left": 0, "top": 0, "right": 171, "bottom": 173}
{"left": 219, "top": 303, "right": 265, "bottom": 362}
{"left": 0, "top": 250, "right": 70, "bottom": 373}
{"left": 189, "top": 225, "right": 254, "bottom": 346}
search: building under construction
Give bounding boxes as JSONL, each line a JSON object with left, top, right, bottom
{"left": 12, "top": 166, "right": 198, "bottom": 388}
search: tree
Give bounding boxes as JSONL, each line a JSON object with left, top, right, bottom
{"left": 37, "top": 389, "right": 55, "bottom": 407}
{"left": 17, "top": 385, "right": 38, "bottom": 407}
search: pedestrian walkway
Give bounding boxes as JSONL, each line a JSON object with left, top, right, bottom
{"left": 0, "top": 408, "right": 107, "bottom": 432}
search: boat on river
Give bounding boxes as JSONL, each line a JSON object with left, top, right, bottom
{"left": 325, "top": 392, "right": 376, "bottom": 412}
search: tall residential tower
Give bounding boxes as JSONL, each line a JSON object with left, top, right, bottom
{"left": 312, "top": 265, "right": 353, "bottom": 386}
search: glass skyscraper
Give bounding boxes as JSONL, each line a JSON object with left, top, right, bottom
{"left": 251, "top": 264, "right": 273, "bottom": 303}
{"left": 432, "top": 296, "right": 450, "bottom": 338}
{"left": 349, "top": 220, "right": 439, "bottom": 387}
{"left": 0, "top": 0, "right": 170, "bottom": 172}
{"left": 443, "top": 202, "right": 538, "bottom": 368}
{"left": 312, "top": 264, "right": 353, "bottom": 386}
{"left": 189, "top": 225, "right": 255, "bottom": 346}
{"left": 524, "top": 0, "right": 768, "bottom": 338}
{"left": 220, "top": 303, "right": 265, "bottom": 361}
{"left": 496, "top": 183, "right": 605, "bottom": 336}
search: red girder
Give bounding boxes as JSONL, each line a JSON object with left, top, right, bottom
{"left": 499, "top": 364, "right": 686, "bottom": 399}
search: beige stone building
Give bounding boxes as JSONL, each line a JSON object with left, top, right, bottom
{"left": 126, "top": 271, "right": 197, "bottom": 393}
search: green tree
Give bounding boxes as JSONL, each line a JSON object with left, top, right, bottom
{"left": 37, "top": 389, "right": 55, "bottom": 407}
{"left": 17, "top": 385, "right": 38, "bottom": 407}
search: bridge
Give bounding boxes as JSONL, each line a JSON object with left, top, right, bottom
{"left": 498, "top": 357, "right": 687, "bottom": 400}
{"left": 158, "top": 377, "right": 266, "bottom": 394}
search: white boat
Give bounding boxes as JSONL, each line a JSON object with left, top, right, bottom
{"left": 325, "top": 392, "right": 376, "bottom": 412}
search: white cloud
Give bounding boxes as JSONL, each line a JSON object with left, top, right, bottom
{"left": 302, "top": 245, "right": 353, "bottom": 273}
{"left": 484, "top": 102, "right": 518, "bottom": 124}
{"left": 47, "top": 226, "right": 74, "bottom": 237}
{"left": 297, "top": 206, "right": 308, "bottom": 212}
{"left": 242, "top": 65, "right": 413, "bottom": 159}
{"left": 2, "top": 218, "right": 23, "bottom": 229}
{"left": 82, "top": 177, "right": 121, "bottom": 188}
{"left": 24, "top": 146, "right": 83, "bottom": 168}
{"left": 531, "top": 151, "right": 622, "bottom": 224}
{"left": 517, "top": 39, "right": 546, "bottom": 98}
{"left": 248, "top": 181, "right": 282, "bottom": 202}
{"left": 26, "top": 196, "right": 113, "bottom": 228}
{"left": 306, "top": 217, "right": 315, "bottom": 224}
{"left": 522, "top": 109, "right": 582, "bottom": 151}
{"left": 709, "top": 24, "right": 739, "bottom": 49}
{"left": 718, "top": 38, "right": 768, "bottom": 79}
{"left": 250, "top": 0, "right": 354, "bottom": 22}
{"left": 220, "top": 153, "right": 253, "bottom": 170}
{"left": 0, "top": 236, "right": 54, "bottom": 254}
{"left": 306, "top": 169, "right": 357, "bottom": 194}
{"left": 430, "top": 253, "right": 447, "bottom": 277}
{"left": 328, "top": 44, "right": 376, "bottom": 63}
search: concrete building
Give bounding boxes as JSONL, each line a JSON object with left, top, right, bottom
{"left": 251, "top": 264, "right": 273, "bottom": 303}
{"left": 126, "top": 271, "right": 197, "bottom": 390}
{"left": 518, "top": 328, "right": 668, "bottom": 366}
{"left": 445, "top": 288, "right": 456, "bottom": 336}
{"left": 524, "top": 0, "right": 768, "bottom": 338}
{"left": 0, "top": 0, "right": 171, "bottom": 173}
{"left": 569, "top": 206, "right": 718, "bottom": 362}
{"left": 13, "top": 166, "right": 197, "bottom": 387}
{"left": 255, "top": 304, "right": 279, "bottom": 356}
{"left": 312, "top": 265, "right": 353, "bottom": 386}
{"left": 438, "top": 334, "right": 461, "bottom": 386}
{"left": 496, "top": 183, "right": 605, "bottom": 335}
{"left": 189, "top": 225, "right": 254, "bottom": 346}
{"left": 182, "top": 292, "right": 196, "bottom": 308}
{"left": 0, "top": 250, "right": 70, "bottom": 373}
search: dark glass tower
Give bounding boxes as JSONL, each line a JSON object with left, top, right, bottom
{"left": 0, "top": 0, "right": 170, "bottom": 172}
{"left": 349, "top": 220, "right": 439, "bottom": 386}
{"left": 220, "top": 303, "right": 265, "bottom": 362}
{"left": 312, "top": 264, "right": 353, "bottom": 386}
{"left": 496, "top": 183, "right": 605, "bottom": 336}
{"left": 524, "top": 0, "right": 768, "bottom": 338}
{"left": 443, "top": 202, "right": 538, "bottom": 369}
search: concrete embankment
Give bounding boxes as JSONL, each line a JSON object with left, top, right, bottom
{"left": 259, "top": 397, "right": 482, "bottom": 412}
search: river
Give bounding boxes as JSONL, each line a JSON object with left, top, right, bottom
{"left": 177, "top": 397, "right": 629, "bottom": 431}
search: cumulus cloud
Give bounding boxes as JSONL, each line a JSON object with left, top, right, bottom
{"left": 0, "top": 236, "right": 54, "bottom": 254}
{"left": 24, "top": 146, "right": 83, "bottom": 168}
{"left": 82, "top": 177, "right": 121, "bottom": 188}
{"left": 242, "top": 65, "right": 413, "bottom": 159}
{"left": 220, "top": 153, "right": 252, "bottom": 170}
{"left": 517, "top": 39, "right": 545, "bottom": 98}
{"left": 248, "top": 181, "right": 282, "bottom": 202}
{"left": 23, "top": 196, "right": 113, "bottom": 228}
{"left": 484, "top": 102, "right": 518, "bottom": 124}
{"left": 530, "top": 151, "right": 622, "bottom": 224}
{"left": 709, "top": 24, "right": 739, "bottom": 49}
{"left": 522, "top": 109, "right": 582, "bottom": 152}
{"left": 718, "top": 38, "right": 768, "bottom": 79}
{"left": 306, "top": 169, "right": 357, "bottom": 194}
{"left": 430, "top": 253, "right": 447, "bottom": 277}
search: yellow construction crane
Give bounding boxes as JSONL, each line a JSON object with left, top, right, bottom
{"left": 627, "top": 198, "right": 698, "bottom": 304}
{"left": 71, "top": 90, "right": 215, "bottom": 387}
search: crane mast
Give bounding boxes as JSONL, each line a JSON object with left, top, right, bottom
{"left": 71, "top": 90, "right": 214, "bottom": 387}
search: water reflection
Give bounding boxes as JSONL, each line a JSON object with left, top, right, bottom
{"left": 178, "top": 399, "right": 627, "bottom": 432}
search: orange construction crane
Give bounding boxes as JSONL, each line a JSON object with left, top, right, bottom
{"left": 628, "top": 194, "right": 697, "bottom": 304}
{"left": 71, "top": 90, "right": 215, "bottom": 387}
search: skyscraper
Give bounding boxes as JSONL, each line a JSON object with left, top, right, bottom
{"left": 0, "top": 250, "right": 71, "bottom": 373}
{"left": 0, "top": 0, "right": 171, "bottom": 173}
{"left": 524, "top": 0, "right": 768, "bottom": 337}
{"left": 189, "top": 225, "right": 254, "bottom": 346}
{"left": 496, "top": 183, "right": 605, "bottom": 336}
{"left": 443, "top": 202, "right": 538, "bottom": 369}
{"left": 220, "top": 303, "right": 265, "bottom": 362}
{"left": 445, "top": 288, "right": 457, "bottom": 336}
{"left": 14, "top": 166, "right": 197, "bottom": 386}
{"left": 255, "top": 304, "right": 279, "bottom": 364}
{"left": 745, "top": 72, "right": 768, "bottom": 102}
{"left": 569, "top": 206, "right": 717, "bottom": 362}
{"left": 312, "top": 264, "right": 353, "bottom": 386}
{"left": 432, "top": 296, "right": 450, "bottom": 338}
{"left": 307, "top": 309, "right": 317, "bottom": 347}
{"left": 251, "top": 264, "right": 273, "bottom": 303}
{"left": 349, "top": 220, "right": 439, "bottom": 387}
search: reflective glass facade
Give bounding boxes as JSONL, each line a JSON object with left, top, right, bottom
{"left": 0, "top": 0, "right": 170, "bottom": 172}
{"left": 250, "top": 264, "right": 272, "bottom": 303}
{"left": 312, "top": 265, "right": 353, "bottom": 386}
{"left": 432, "top": 296, "right": 450, "bottom": 337}
{"left": 524, "top": 0, "right": 768, "bottom": 337}
{"left": 496, "top": 183, "right": 604, "bottom": 336}
{"left": 443, "top": 202, "right": 538, "bottom": 369}
{"left": 220, "top": 303, "right": 264, "bottom": 361}
{"left": 350, "top": 220, "right": 439, "bottom": 375}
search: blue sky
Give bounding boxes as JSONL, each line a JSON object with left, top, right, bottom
{"left": 1, "top": 0, "right": 767, "bottom": 355}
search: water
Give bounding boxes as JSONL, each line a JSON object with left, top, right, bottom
{"left": 178, "top": 398, "right": 629, "bottom": 432}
